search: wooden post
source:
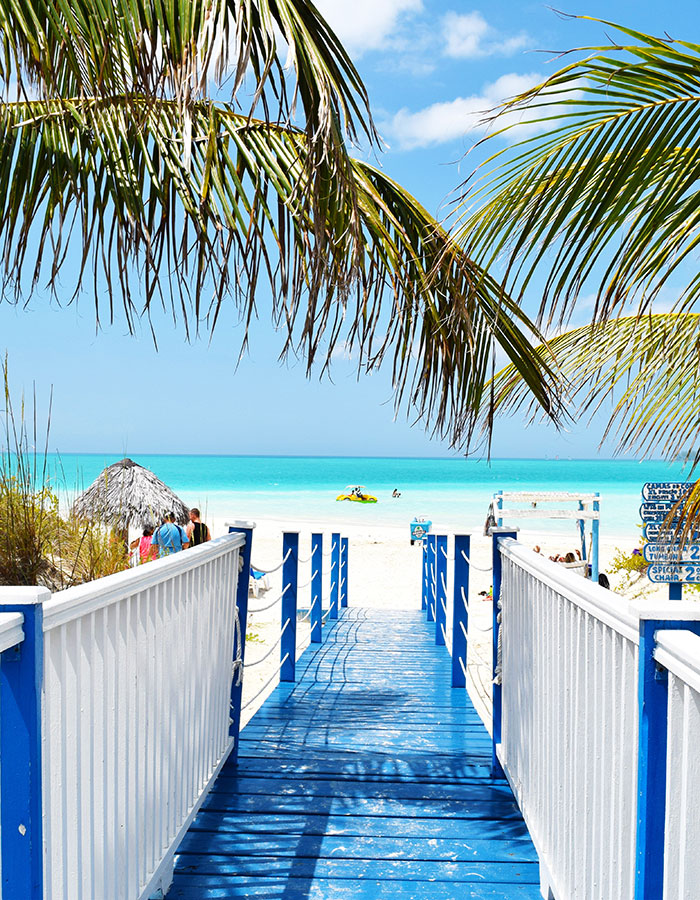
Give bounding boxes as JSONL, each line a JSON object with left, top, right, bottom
{"left": 491, "top": 527, "right": 518, "bottom": 778}
{"left": 340, "top": 537, "right": 349, "bottom": 608}
{"left": 634, "top": 613, "right": 700, "bottom": 899}
{"left": 578, "top": 499, "right": 587, "bottom": 568}
{"left": 0, "top": 587, "right": 49, "bottom": 900}
{"left": 452, "top": 535, "right": 469, "bottom": 688}
{"left": 421, "top": 538, "right": 428, "bottom": 611}
{"left": 228, "top": 522, "right": 255, "bottom": 762}
{"left": 311, "top": 533, "right": 323, "bottom": 643}
{"left": 281, "top": 532, "right": 299, "bottom": 681}
{"left": 330, "top": 532, "right": 340, "bottom": 619}
{"left": 426, "top": 534, "right": 436, "bottom": 623}
{"left": 435, "top": 534, "right": 447, "bottom": 646}
{"left": 591, "top": 492, "right": 600, "bottom": 582}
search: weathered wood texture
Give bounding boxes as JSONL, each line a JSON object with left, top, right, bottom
{"left": 167, "top": 608, "right": 540, "bottom": 899}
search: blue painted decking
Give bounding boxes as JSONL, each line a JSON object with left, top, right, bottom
{"left": 167, "top": 608, "right": 540, "bottom": 899}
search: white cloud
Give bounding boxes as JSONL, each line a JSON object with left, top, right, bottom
{"left": 386, "top": 72, "right": 542, "bottom": 150}
{"left": 314, "top": 0, "right": 423, "bottom": 56}
{"left": 442, "top": 11, "right": 528, "bottom": 59}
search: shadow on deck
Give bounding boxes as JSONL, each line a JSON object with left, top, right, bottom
{"left": 166, "top": 608, "right": 541, "bottom": 899}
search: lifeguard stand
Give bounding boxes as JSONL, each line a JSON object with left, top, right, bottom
{"left": 493, "top": 490, "right": 600, "bottom": 580}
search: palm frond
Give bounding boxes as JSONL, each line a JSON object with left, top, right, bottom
{"left": 483, "top": 313, "right": 700, "bottom": 464}
{"left": 457, "top": 19, "right": 700, "bottom": 326}
{"left": 0, "top": 96, "right": 562, "bottom": 447}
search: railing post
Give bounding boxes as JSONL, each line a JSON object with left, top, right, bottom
{"left": 435, "top": 534, "right": 447, "bottom": 646}
{"left": 340, "top": 537, "right": 349, "bottom": 608}
{"left": 0, "top": 587, "right": 50, "bottom": 900}
{"left": 592, "top": 491, "right": 600, "bottom": 581}
{"left": 491, "top": 527, "right": 518, "bottom": 778}
{"left": 311, "top": 533, "right": 323, "bottom": 643}
{"left": 452, "top": 535, "right": 470, "bottom": 688}
{"left": 228, "top": 522, "right": 255, "bottom": 762}
{"left": 281, "top": 532, "right": 299, "bottom": 681}
{"left": 330, "top": 532, "right": 340, "bottom": 619}
{"left": 421, "top": 538, "right": 428, "bottom": 611}
{"left": 634, "top": 611, "right": 700, "bottom": 899}
{"left": 426, "top": 534, "right": 436, "bottom": 623}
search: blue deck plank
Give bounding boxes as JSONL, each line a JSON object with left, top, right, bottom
{"left": 167, "top": 609, "right": 540, "bottom": 899}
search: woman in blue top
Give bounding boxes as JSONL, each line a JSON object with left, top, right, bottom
{"left": 151, "top": 512, "right": 189, "bottom": 556}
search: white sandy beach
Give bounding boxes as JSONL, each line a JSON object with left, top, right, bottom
{"left": 205, "top": 516, "right": 648, "bottom": 729}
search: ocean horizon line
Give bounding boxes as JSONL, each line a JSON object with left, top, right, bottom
{"left": 49, "top": 451, "right": 678, "bottom": 463}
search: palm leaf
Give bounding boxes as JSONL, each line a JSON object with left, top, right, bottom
{"left": 483, "top": 313, "right": 700, "bottom": 465}
{"left": 457, "top": 19, "right": 700, "bottom": 326}
{"left": 0, "top": 95, "right": 562, "bottom": 446}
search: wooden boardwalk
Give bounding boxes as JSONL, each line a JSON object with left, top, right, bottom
{"left": 167, "top": 608, "right": 540, "bottom": 899}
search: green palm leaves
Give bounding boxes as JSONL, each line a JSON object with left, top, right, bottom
{"left": 459, "top": 19, "right": 700, "bottom": 326}
{"left": 483, "top": 314, "right": 700, "bottom": 463}
{"left": 0, "top": 0, "right": 562, "bottom": 447}
{"left": 456, "top": 20, "right": 700, "bottom": 462}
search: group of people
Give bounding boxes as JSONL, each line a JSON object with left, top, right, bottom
{"left": 130, "top": 508, "right": 211, "bottom": 563}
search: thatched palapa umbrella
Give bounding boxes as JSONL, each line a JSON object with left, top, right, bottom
{"left": 72, "top": 458, "right": 189, "bottom": 536}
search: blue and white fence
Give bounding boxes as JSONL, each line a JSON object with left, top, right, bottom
{"left": 0, "top": 528, "right": 252, "bottom": 900}
{"left": 0, "top": 525, "right": 350, "bottom": 900}
{"left": 493, "top": 535, "right": 700, "bottom": 900}
{"left": 422, "top": 529, "right": 700, "bottom": 900}
{"left": 655, "top": 631, "right": 700, "bottom": 899}
{"left": 243, "top": 530, "right": 348, "bottom": 701}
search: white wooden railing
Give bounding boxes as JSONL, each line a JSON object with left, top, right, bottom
{"left": 655, "top": 630, "right": 700, "bottom": 900}
{"left": 494, "top": 536, "right": 700, "bottom": 900}
{"left": 0, "top": 611, "right": 25, "bottom": 651}
{"left": 497, "top": 541, "right": 640, "bottom": 899}
{"left": 0, "top": 530, "right": 250, "bottom": 900}
{"left": 40, "top": 532, "right": 245, "bottom": 900}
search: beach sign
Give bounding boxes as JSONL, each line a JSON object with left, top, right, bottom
{"left": 642, "top": 482, "right": 699, "bottom": 585}
{"left": 642, "top": 482, "right": 694, "bottom": 502}
{"left": 642, "top": 521, "right": 700, "bottom": 543}
{"left": 646, "top": 564, "right": 700, "bottom": 583}
{"left": 643, "top": 544, "right": 700, "bottom": 563}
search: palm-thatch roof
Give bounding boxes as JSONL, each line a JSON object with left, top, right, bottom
{"left": 72, "top": 458, "right": 189, "bottom": 531}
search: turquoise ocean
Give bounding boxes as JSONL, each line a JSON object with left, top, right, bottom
{"left": 50, "top": 455, "right": 692, "bottom": 540}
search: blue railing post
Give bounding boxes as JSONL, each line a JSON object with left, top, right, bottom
{"left": 496, "top": 490, "right": 504, "bottom": 527}
{"left": 228, "top": 522, "right": 255, "bottom": 762}
{"left": 634, "top": 612, "right": 700, "bottom": 899}
{"left": 592, "top": 492, "right": 600, "bottom": 582}
{"left": 281, "top": 532, "right": 299, "bottom": 681}
{"left": 491, "top": 527, "right": 518, "bottom": 778}
{"left": 311, "top": 533, "right": 323, "bottom": 643}
{"left": 0, "top": 586, "right": 50, "bottom": 900}
{"left": 340, "top": 537, "right": 349, "bottom": 608}
{"left": 452, "top": 535, "right": 470, "bottom": 688}
{"left": 330, "top": 532, "right": 340, "bottom": 619}
{"left": 426, "top": 534, "right": 436, "bottom": 623}
{"left": 421, "top": 538, "right": 428, "bottom": 611}
{"left": 435, "top": 534, "right": 447, "bottom": 646}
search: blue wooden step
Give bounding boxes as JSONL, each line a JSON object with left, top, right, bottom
{"left": 166, "top": 608, "right": 540, "bottom": 899}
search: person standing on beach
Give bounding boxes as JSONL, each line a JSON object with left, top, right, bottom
{"left": 151, "top": 512, "right": 189, "bottom": 556}
{"left": 186, "top": 508, "right": 211, "bottom": 546}
{"left": 130, "top": 525, "right": 157, "bottom": 563}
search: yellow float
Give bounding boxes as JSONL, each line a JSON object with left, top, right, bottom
{"left": 336, "top": 484, "right": 378, "bottom": 503}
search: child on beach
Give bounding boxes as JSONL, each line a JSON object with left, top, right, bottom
{"left": 130, "top": 525, "right": 157, "bottom": 563}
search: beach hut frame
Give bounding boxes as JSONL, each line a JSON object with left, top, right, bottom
{"left": 493, "top": 490, "right": 600, "bottom": 580}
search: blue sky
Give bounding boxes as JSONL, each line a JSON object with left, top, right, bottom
{"left": 1, "top": 1, "right": 695, "bottom": 458}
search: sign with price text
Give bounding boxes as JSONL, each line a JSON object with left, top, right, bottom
{"left": 642, "top": 482, "right": 699, "bottom": 582}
